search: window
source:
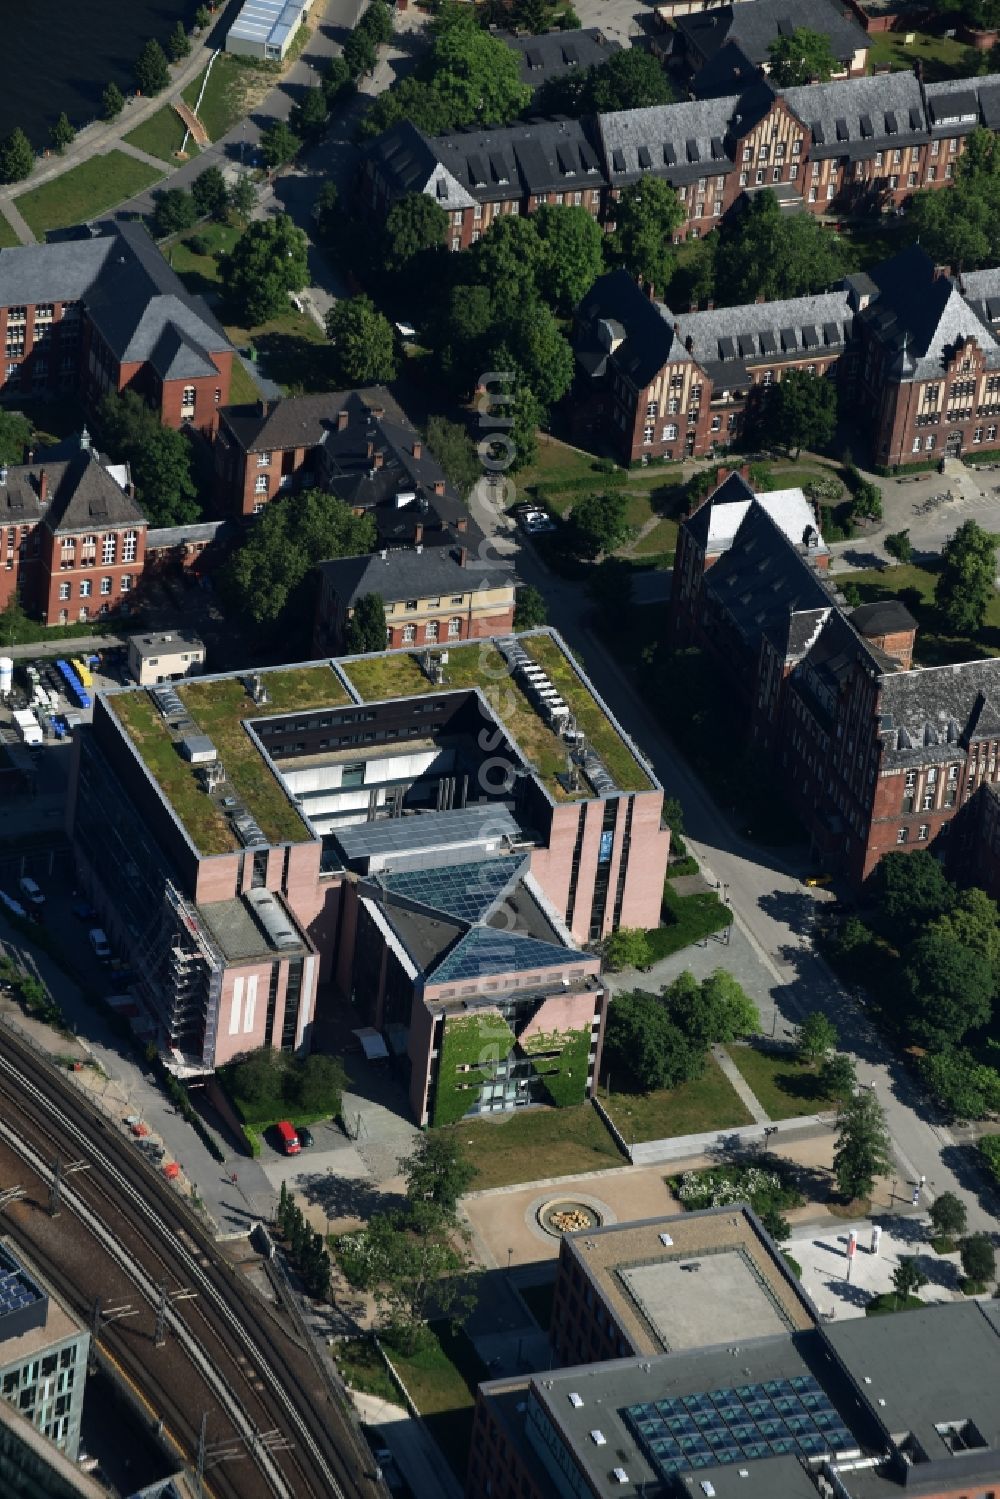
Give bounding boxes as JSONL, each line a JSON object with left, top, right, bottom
{"left": 405, "top": 598, "right": 418, "bottom": 611}
{"left": 663, "top": 423, "right": 678, "bottom": 440}
{"left": 739, "top": 172, "right": 748, "bottom": 187}
{"left": 827, "top": 182, "right": 836, "bottom": 199}
{"left": 450, "top": 594, "right": 464, "bottom": 604}
{"left": 931, "top": 139, "right": 940, "bottom": 157}
{"left": 975, "top": 427, "right": 984, "bottom": 443}
{"left": 667, "top": 397, "right": 679, "bottom": 415}
{"left": 79, "top": 579, "right": 91, "bottom": 598}
{"left": 922, "top": 790, "right": 935, "bottom": 810}
{"left": 643, "top": 423, "right": 654, "bottom": 444}
{"left": 58, "top": 582, "right": 70, "bottom": 601}
{"left": 762, "top": 370, "right": 773, "bottom": 386}
{"left": 448, "top": 617, "right": 461, "bottom": 637}
{"left": 402, "top": 624, "right": 415, "bottom": 642}
{"left": 945, "top": 163, "right": 954, "bottom": 179}
{"left": 989, "top": 425, "right": 998, "bottom": 440}
{"left": 253, "top": 501, "right": 265, "bottom": 514}
{"left": 772, "top": 167, "right": 781, "bottom": 183}
{"left": 889, "top": 175, "right": 898, "bottom": 189}
{"left": 912, "top": 437, "right": 922, "bottom": 452}
{"left": 875, "top": 151, "right": 884, "bottom": 167}
{"left": 100, "top": 577, "right": 111, "bottom": 595}
{"left": 743, "top": 145, "right": 751, "bottom": 162}
{"left": 926, "top": 435, "right": 936, "bottom": 451}
{"left": 181, "top": 385, "right": 196, "bottom": 416}
{"left": 255, "top": 474, "right": 268, "bottom": 495}
{"left": 792, "top": 137, "right": 802, "bottom": 155}
{"left": 120, "top": 574, "right": 132, "bottom": 593}
{"left": 101, "top": 534, "right": 115, "bottom": 564}
{"left": 918, "top": 824, "right": 929, "bottom": 841}
{"left": 122, "top": 531, "right": 137, "bottom": 563}
{"left": 645, "top": 400, "right": 658, "bottom": 418}
{"left": 808, "top": 188, "right": 817, "bottom": 203}
{"left": 897, "top": 828, "right": 908, "bottom": 844}
{"left": 257, "top": 451, "right": 271, "bottom": 467}
{"left": 927, "top": 167, "right": 937, "bottom": 181}
{"left": 425, "top": 620, "right": 439, "bottom": 642}
{"left": 711, "top": 415, "right": 721, "bottom": 431}
{"left": 6, "top": 306, "right": 25, "bottom": 324}
{"left": 908, "top": 172, "right": 917, "bottom": 187}
{"left": 755, "top": 169, "right": 764, "bottom": 185}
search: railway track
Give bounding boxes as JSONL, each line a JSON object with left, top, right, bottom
{"left": 0, "top": 1024, "right": 380, "bottom": 1499}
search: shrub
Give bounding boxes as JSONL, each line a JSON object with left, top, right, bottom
{"left": 674, "top": 1161, "right": 803, "bottom": 1221}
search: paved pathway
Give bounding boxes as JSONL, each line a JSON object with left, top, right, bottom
{"left": 350, "top": 1390, "right": 464, "bottom": 1499}
{"left": 711, "top": 1043, "right": 769, "bottom": 1123}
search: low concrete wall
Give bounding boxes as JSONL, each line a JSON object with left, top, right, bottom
{"left": 629, "top": 1111, "right": 835, "bottom": 1166}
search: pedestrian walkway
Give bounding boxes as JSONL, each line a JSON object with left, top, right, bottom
{"left": 712, "top": 1043, "right": 769, "bottom": 1123}
{"left": 350, "top": 1390, "right": 464, "bottom": 1499}
{"left": 117, "top": 140, "right": 174, "bottom": 172}
{"left": 173, "top": 99, "right": 209, "bottom": 148}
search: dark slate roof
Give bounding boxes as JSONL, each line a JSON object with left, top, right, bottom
{"left": 220, "top": 389, "right": 367, "bottom": 453}
{"left": 499, "top": 27, "right": 620, "bottom": 91}
{"left": 850, "top": 599, "right": 917, "bottom": 637}
{"left": 0, "top": 235, "right": 111, "bottom": 307}
{"left": 147, "top": 518, "right": 230, "bottom": 549}
{"left": 42, "top": 450, "right": 145, "bottom": 534}
{"left": 877, "top": 658, "right": 1000, "bottom": 768}
{"left": 576, "top": 269, "right": 690, "bottom": 386}
{"left": 863, "top": 245, "right": 1000, "bottom": 379}
{"left": 690, "top": 40, "right": 762, "bottom": 101}
{"left": 317, "top": 546, "right": 509, "bottom": 606}
{"left": 701, "top": 499, "right": 834, "bottom": 653}
{"left": 683, "top": 470, "right": 756, "bottom": 550}
{"left": 675, "top": 287, "right": 854, "bottom": 374}
{"left": 677, "top": 0, "right": 868, "bottom": 69}
{"left": 83, "top": 220, "right": 231, "bottom": 369}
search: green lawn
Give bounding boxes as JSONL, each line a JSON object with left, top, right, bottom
{"left": 522, "top": 633, "right": 653, "bottom": 791}
{"left": 391, "top": 1324, "right": 487, "bottom": 1484}
{"left": 630, "top": 517, "right": 678, "bottom": 558}
{"left": 726, "top": 1043, "right": 837, "bottom": 1120}
{"left": 602, "top": 1054, "right": 753, "bottom": 1143}
{"left": 123, "top": 106, "right": 198, "bottom": 163}
{"left": 839, "top": 559, "right": 1000, "bottom": 665}
{"left": 440, "top": 1104, "right": 622, "bottom": 1190}
{"left": 183, "top": 55, "right": 253, "bottom": 141}
{"left": 868, "top": 28, "right": 973, "bottom": 81}
{"left": 0, "top": 210, "right": 21, "bottom": 249}
{"left": 336, "top": 1337, "right": 397, "bottom": 1403}
{"left": 518, "top": 437, "right": 623, "bottom": 493}
{"left": 15, "top": 152, "right": 163, "bottom": 238}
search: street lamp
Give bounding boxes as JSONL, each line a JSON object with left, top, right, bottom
{"left": 507, "top": 1247, "right": 513, "bottom": 1274}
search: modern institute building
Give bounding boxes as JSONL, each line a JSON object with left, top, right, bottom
{"left": 572, "top": 245, "right": 1000, "bottom": 467}
{"left": 69, "top": 631, "right": 668, "bottom": 1120}
{"left": 0, "top": 222, "right": 234, "bottom": 436}
{"left": 0, "top": 1243, "right": 89, "bottom": 1463}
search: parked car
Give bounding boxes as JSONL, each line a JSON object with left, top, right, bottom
{"left": 274, "top": 1120, "right": 301, "bottom": 1156}
{"left": 89, "top": 928, "right": 111, "bottom": 961}
{"left": 297, "top": 1126, "right": 314, "bottom": 1149}
{"left": 516, "top": 507, "right": 556, "bottom": 535}
{"left": 18, "top": 877, "right": 44, "bottom": 906}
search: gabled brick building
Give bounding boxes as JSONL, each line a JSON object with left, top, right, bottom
{"left": 671, "top": 470, "right": 1000, "bottom": 881}
{"left": 675, "top": 0, "right": 869, "bottom": 99}
{"left": 0, "top": 432, "right": 145, "bottom": 625}
{"left": 0, "top": 222, "right": 234, "bottom": 435}
{"left": 364, "top": 68, "right": 1000, "bottom": 247}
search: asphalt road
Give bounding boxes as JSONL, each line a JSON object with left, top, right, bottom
{"left": 473, "top": 484, "right": 1000, "bottom": 1236}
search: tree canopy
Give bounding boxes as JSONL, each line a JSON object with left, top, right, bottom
{"left": 533, "top": 203, "right": 605, "bottom": 311}
{"left": 223, "top": 214, "right": 309, "bottom": 325}
{"left": 935, "top": 519, "right": 997, "bottom": 635}
{"left": 900, "top": 933, "right": 994, "bottom": 1046}
{"left": 0, "top": 128, "right": 34, "bottom": 185}
{"left": 0, "top": 411, "right": 31, "bottom": 467}
{"left": 568, "top": 490, "right": 630, "bottom": 560}
{"left": 606, "top": 176, "right": 685, "bottom": 295}
{"left": 833, "top": 1090, "right": 892, "bottom": 1201}
{"left": 603, "top": 969, "right": 758, "bottom": 1092}
{"left": 870, "top": 850, "right": 955, "bottom": 941}
{"left": 384, "top": 194, "right": 448, "bottom": 267}
{"left": 223, "top": 490, "right": 376, "bottom": 626}
{"left": 97, "top": 391, "right": 198, "bottom": 527}
{"left": 402, "top": 1133, "right": 475, "bottom": 1219}
{"left": 906, "top": 128, "right": 1000, "bottom": 271}
{"left": 344, "top": 593, "right": 387, "bottom": 654}
{"left": 191, "top": 166, "right": 229, "bottom": 221}
{"left": 767, "top": 27, "right": 839, "bottom": 86}
{"left": 797, "top": 1011, "right": 838, "bottom": 1065}
{"left": 537, "top": 47, "right": 674, "bottom": 117}
{"left": 325, "top": 296, "right": 397, "bottom": 385}
{"left": 760, "top": 370, "right": 837, "bottom": 457}
{"left": 134, "top": 38, "right": 170, "bottom": 96}
{"left": 513, "top": 584, "right": 548, "bottom": 630}
{"left": 714, "top": 190, "right": 853, "bottom": 305}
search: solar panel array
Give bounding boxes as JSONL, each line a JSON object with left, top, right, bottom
{"left": 624, "top": 1375, "right": 854, "bottom": 1480}
{"left": 431, "top": 925, "right": 582, "bottom": 984}
{"left": 0, "top": 1268, "right": 39, "bottom": 1315}
{"left": 381, "top": 857, "right": 524, "bottom": 924}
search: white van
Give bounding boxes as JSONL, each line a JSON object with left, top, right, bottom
{"left": 18, "top": 877, "right": 44, "bottom": 906}
{"left": 89, "top": 928, "right": 111, "bottom": 961}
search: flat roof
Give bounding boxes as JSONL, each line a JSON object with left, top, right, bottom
{"left": 228, "top": 0, "right": 303, "bottom": 48}
{"left": 198, "top": 894, "right": 307, "bottom": 963}
{"left": 335, "top": 804, "right": 521, "bottom": 871}
{"left": 129, "top": 631, "right": 205, "bottom": 659}
{"left": 0, "top": 1243, "right": 82, "bottom": 1368}
{"left": 564, "top": 1208, "right": 817, "bottom": 1356}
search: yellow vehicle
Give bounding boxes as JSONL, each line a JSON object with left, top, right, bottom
{"left": 804, "top": 873, "right": 833, "bottom": 888}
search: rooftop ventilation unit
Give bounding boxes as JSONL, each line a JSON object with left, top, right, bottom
{"left": 569, "top": 1393, "right": 584, "bottom": 1409}
{"left": 590, "top": 1431, "right": 606, "bottom": 1447}
{"left": 231, "top": 810, "right": 268, "bottom": 848}
{"left": 246, "top": 888, "right": 300, "bottom": 949}
{"left": 152, "top": 686, "right": 186, "bottom": 721}
{"left": 244, "top": 672, "right": 269, "bottom": 706}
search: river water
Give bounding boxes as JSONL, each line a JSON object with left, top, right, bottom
{"left": 0, "top": 0, "right": 196, "bottom": 147}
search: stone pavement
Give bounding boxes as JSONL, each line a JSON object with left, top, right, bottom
{"left": 712, "top": 1043, "right": 768, "bottom": 1123}
{"left": 787, "top": 1212, "right": 966, "bottom": 1321}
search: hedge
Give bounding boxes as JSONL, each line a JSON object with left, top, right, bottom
{"left": 980, "top": 1134, "right": 1000, "bottom": 1186}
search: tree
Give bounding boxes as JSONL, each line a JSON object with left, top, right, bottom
{"left": 935, "top": 519, "right": 997, "bottom": 634}
{"left": 134, "top": 38, "right": 170, "bottom": 96}
{"left": 227, "top": 1046, "right": 284, "bottom": 1107}
{"left": 229, "top": 174, "right": 256, "bottom": 223}
{"left": 323, "top": 56, "right": 354, "bottom": 110}
{"left": 797, "top": 1011, "right": 837, "bottom": 1065}
{"left": 568, "top": 490, "right": 630, "bottom": 560}
{"left": 358, "top": 0, "right": 394, "bottom": 45}
{"left": 384, "top": 194, "right": 448, "bottom": 268}
{"left": 150, "top": 187, "right": 197, "bottom": 238}
{"left": 489, "top": 303, "right": 574, "bottom": 407}
{"left": 166, "top": 19, "right": 191, "bottom": 61}
{"left": 97, "top": 391, "right": 198, "bottom": 527}
{"left": 588, "top": 49, "right": 675, "bottom": 111}
{"left": 325, "top": 296, "right": 397, "bottom": 385}
{"left": 344, "top": 28, "right": 378, "bottom": 78}
{"left": 714, "top": 190, "right": 852, "bottom": 305}
{"left": 960, "top": 1232, "right": 996, "bottom": 1289}
{"left": 603, "top": 989, "right": 702, "bottom": 1092}
{"left": 290, "top": 86, "right": 328, "bottom": 143}
{"left": 223, "top": 214, "right": 310, "bottom": 325}
{"left": 900, "top": 934, "right": 994, "bottom": 1047}
{"left": 842, "top": 582, "right": 862, "bottom": 609}
{"left": 768, "top": 27, "right": 839, "bottom": 86}
{"left": 0, "top": 128, "right": 34, "bottom": 185}
{"left": 927, "top": 886, "right": 1000, "bottom": 964}
{"left": 426, "top": 416, "right": 478, "bottom": 497}
{"left": 191, "top": 166, "right": 230, "bottom": 222}
{"left": 692, "top": 969, "right": 760, "bottom": 1043}
{"left": 534, "top": 204, "right": 605, "bottom": 312}
{"left": 102, "top": 81, "right": 125, "bottom": 120}
{"left": 337, "top": 1210, "right": 477, "bottom": 1351}
{"left": 833, "top": 1090, "right": 892, "bottom": 1202}
{"left": 473, "top": 217, "right": 545, "bottom": 312}
{"left": 428, "top": 10, "right": 532, "bottom": 129}
{"left": 606, "top": 177, "right": 685, "bottom": 294}
{"left": 0, "top": 594, "right": 29, "bottom": 648}
{"left": 818, "top": 1053, "right": 857, "bottom": 1101}
{"left": 0, "top": 411, "right": 31, "bottom": 466}
{"left": 602, "top": 928, "right": 653, "bottom": 972}
{"left": 885, "top": 529, "right": 913, "bottom": 563}
{"left": 761, "top": 370, "right": 837, "bottom": 457}
{"left": 513, "top": 584, "right": 548, "bottom": 630}
{"left": 891, "top": 1256, "right": 927, "bottom": 1302}
{"left": 872, "top": 850, "right": 955, "bottom": 940}
{"left": 402, "top": 1134, "right": 475, "bottom": 1219}
{"left": 286, "top": 1053, "right": 348, "bottom": 1114}
{"left": 929, "top": 1191, "right": 967, "bottom": 1246}
{"left": 848, "top": 473, "right": 883, "bottom": 522}
{"left": 312, "top": 181, "right": 340, "bottom": 245}
{"left": 195, "top": 5, "right": 212, "bottom": 27}
{"left": 49, "top": 113, "right": 75, "bottom": 154}
{"left": 260, "top": 119, "right": 301, "bottom": 171}
{"left": 223, "top": 489, "right": 377, "bottom": 626}
{"left": 920, "top": 1048, "right": 1000, "bottom": 1121}
{"left": 344, "top": 593, "right": 387, "bottom": 654}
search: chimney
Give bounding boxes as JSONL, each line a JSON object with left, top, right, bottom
{"left": 458, "top": 545, "right": 468, "bottom": 568}
{"left": 374, "top": 450, "right": 384, "bottom": 470}
{"left": 258, "top": 398, "right": 267, "bottom": 417}
{"left": 456, "top": 516, "right": 468, "bottom": 533}
{"left": 38, "top": 469, "right": 47, "bottom": 503}
{"left": 434, "top": 480, "right": 445, "bottom": 496}
{"left": 26, "top": 448, "right": 34, "bottom": 465}
{"left": 367, "top": 439, "right": 374, "bottom": 459}
{"left": 413, "top": 440, "right": 422, "bottom": 460}
{"left": 933, "top": 263, "right": 951, "bottom": 281}
{"left": 337, "top": 408, "right": 349, "bottom": 431}
{"left": 705, "top": 300, "right": 714, "bottom": 311}
{"left": 414, "top": 521, "right": 424, "bottom": 544}
{"left": 415, "top": 543, "right": 423, "bottom": 555}
{"left": 685, "top": 335, "right": 694, "bottom": 353}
